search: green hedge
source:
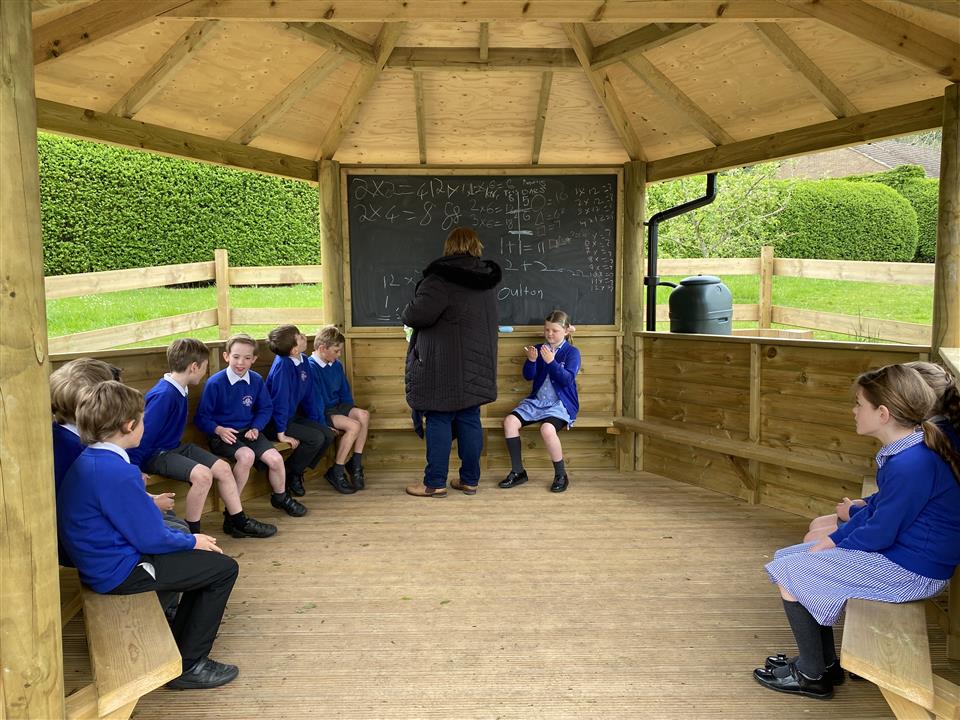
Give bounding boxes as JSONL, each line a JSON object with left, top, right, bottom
{"left": 38, "top": 133, "right": 320, "bottom": 276}
{"left": 770, "top": 179, "right": 918, "bottom": 262}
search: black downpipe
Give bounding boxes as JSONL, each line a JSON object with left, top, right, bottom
{"left": 644, "top": 173, "right": 718, "bottom": 331}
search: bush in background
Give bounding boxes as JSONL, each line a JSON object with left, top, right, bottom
{"left": 39, "top": 133, "right": 320, "bottom": 276}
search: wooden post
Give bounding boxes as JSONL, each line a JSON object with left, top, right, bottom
{"left": 758, "top": 245, "right": 774, "bottom": 330}
{"left": 933, "top": 83, "right": 959, "bottom": 359}
{"left": 1, "top": 1, "right": 66, "bottom": 717}
{"left": 319, "top": 159, "right": 345, "bottom": 328}
{"left": 747, "top": 342, "right": 762, "bottom": 504}
{"left": 621, "top": 161, "right": 647, "bottom": 471}
{"left": 214, "top": 248, "right": 231, "bottom": 339}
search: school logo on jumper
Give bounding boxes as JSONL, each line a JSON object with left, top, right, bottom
{"left": 242, "top": 395, "right": 254, "bottom": 407}
{"left": 301, "top": 370, "right": 308, "bottom": 381}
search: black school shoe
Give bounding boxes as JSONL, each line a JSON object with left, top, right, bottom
{"left": 325, "top": 466, "right": 356, "bottom": 494}
{"left": 287, "top": 472, "right": 305, "bottom": 497}
{"left": 166, "top": 658, "right": 239, "bottom": 690}
{"left": 270, "top": 492, "right": 308, "bottom": 517}
{"left": 753, "top": 662, "right": 834, "bottom": 700}
{"left": 498, "top": 470, "right": 528, "bottom": 489}
{"left": 765, "top": 654, "right": 845, "bottom": 685}
{"left": 550, "top": 473, "right": 569, "bottom": 493}
{"left": 346, "top": 462, "right": 365, "bottom": 490}
{"left": 222, "top": 513, "right": 277, "bottom": 539}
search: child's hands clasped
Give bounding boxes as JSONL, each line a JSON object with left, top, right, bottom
{"left": 193, "top": 534, "right": 223, "bottom": 553}
{"left": 244, "top": 428, "right": 259, "bottom": 440}
{"left": 835, "top": 496, "right": 866, "bottom": 521}
{"left": 215, "top": 426, "right": 238, "bottom": 444}
{"left": 540, "top": 345, "right": 556, "bottom": 364}
{"left": 150, "top": 492, "right": 176, "bottom": 512}
{"left": 277, "top": 432, "right": 300, "bottom": 449}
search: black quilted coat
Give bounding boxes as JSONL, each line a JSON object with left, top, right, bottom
{"left": 402, "top": 254, "right": 502, "bottom": 412}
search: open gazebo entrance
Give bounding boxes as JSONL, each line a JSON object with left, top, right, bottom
{"left": 2, "top": 1, "right": 959, "bottom": 718}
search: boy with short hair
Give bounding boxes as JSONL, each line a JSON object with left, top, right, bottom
{"left": 196, "top": 333, "right": 308, "bottom": 517}
{"left": 265, "top": 325, "right": 341, "bottom": 495}
{"left": 58, "top": 381, "right": 240, "bottom": 690}
{"left": 309, "top": 325, "right": 370, "bottom": 491}
{"left": 130, "top": 338, "right": 276, "bottom": 539}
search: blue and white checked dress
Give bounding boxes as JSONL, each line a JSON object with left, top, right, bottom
{"left": 512, "top": 341, "right": 573, "bottom": 428}
{"left": 764, "top": 431, "right": 949, "bottom": 626}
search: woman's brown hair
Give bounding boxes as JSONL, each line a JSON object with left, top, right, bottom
{"left": 443, "top": 227, "right": 483, "bottom": 257}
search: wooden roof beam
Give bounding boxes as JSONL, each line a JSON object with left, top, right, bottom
{"left": 781, "top": 0, "right": 960, "bottom": 81}
{"left": 316, "top": 23, "right": 404, "bottom": 160}
{"left": 37, "top": 99, "right": 318, "bottom": 182}
{"left": 647, "top": 95, "right": 944, "bottom": 182}
{"left": 479, "top": 22, "right": 489, "bottom": 61}
{"left": 109, "top": 20, "right": 221, "bottom": 118}
{"left": 34, "top": 0, "right": 189, "bottom": 64}
{"left": 162, "top": 1, "right": 814, "bottom": 22}
{"left": 623, "top": 54, "right": 735, "bottom": 146}
{"left": 591, "top": 23, "right": 709, "bottom": 70}
{"left": 563, "top": 23, "right": 645, "bottom": 161}
{"left": 385, "top": 47, "right": 580, "bottom": 71}
{"left": 228, "top": 52, "right": 345, "bottom": 145}
{"left": 413, "top": 71, "right": 427, "bottom": 164}
{"left": 749, "top": 23, "right": 859, "bottom": 119}
{"left": 283, "top": 22, "right": 376, "bottom": 65}
{"left": 531, "top": 71, "right": 554, "bottom": 165}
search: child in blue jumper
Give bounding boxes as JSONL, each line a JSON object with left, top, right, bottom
{"left": 195, "top": 333, "right": 306, "bottom": 518}
{"left": 130, "top": 338, "right": 276, "bottom": 539}
{"left": 499, "top": 310, "right": 580, "bottom": 494}
{"left": 755, "top": 364, "right": 960, "bottom": 701}
{"left": 265, "top": 325, "right": 341, "bottom": 495}
{"left": 57, "top": 381, "right": 240, "bottom": 690}
{"left": 309, "top": 325, "right": 370, "bottom": 491}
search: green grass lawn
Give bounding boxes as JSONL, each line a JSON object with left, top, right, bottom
{"left": 46, "top": 275, "right": 934, "bottom": 349}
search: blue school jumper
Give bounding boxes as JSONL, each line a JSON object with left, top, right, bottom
{"left": 53, "top": 422, "right": 84, "bottom": 495}
{"left": 307, "top": 356, "right": 354, "bottom": 410}
{"left": 57, "top": 444, "right": 195, "bottom": 592}
{"left": 194, "top": 369, "right": 273, "bottom": 434}
{"left": 516, "top": 342, "right": 581, "bottom": 424}
{"left": 128, "top": 375, "right": 188, "bottom": 467}
{"left": 266, "top": 354, "right": 321, "bottom": 431}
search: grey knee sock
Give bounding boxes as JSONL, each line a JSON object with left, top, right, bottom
{"left": 820, "top": 624, "right": 837, "bottom": 666}
{"left": 782, "top": 600, "right": 827, "bottom": 678}
{"left": 506, "top": 436, "right": 523, "bottom": 473}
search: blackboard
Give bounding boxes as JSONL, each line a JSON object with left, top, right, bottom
{"left": 346, "top": 173, "right": 618, "bottom": 327}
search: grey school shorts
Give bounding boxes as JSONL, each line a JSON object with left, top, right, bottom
{"left": 325, "top": 402, "right": 355, "bottom": 425}
{"left": 143, "top": 443, "right": 221, "bottom": 484}
{"left": 207, "top": 431, "right": 276, "bottom": 462}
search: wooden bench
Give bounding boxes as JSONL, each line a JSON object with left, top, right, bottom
{"left": 370, "top": 414, "right": 614, "bottom": 432}
{"left": 61, "top": 576, "right": 181, "bottom": 720}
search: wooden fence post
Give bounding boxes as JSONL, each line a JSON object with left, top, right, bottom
{"left": 319, "top": 159, "right": 345, "bottom": 328}
{"left": 1, "top": 0, "right": 66, "bottom": 716}
{"left": 759, "top": 245, "right": 774, "bottom": 329}
{"left": 214, "top": 248, "right": 231, "bottom": 339}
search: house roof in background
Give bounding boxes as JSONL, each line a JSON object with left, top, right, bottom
{"left": 851, "top": 140, "right": 941, "bottom": 178}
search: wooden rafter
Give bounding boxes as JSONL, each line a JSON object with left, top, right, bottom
{"left": 316, "top": 23, "right": 404, "bottom": 160}
{"left": 228, "top": 52, "right": 345, "bottom": 145}
{"left": 623, "top": 55, "right": 735, "bottom": 146}
{"left": 749, "top": 23, "right": 859, "bottom": 119}
{"left": 479, "top": 22, "right": 489, "bottom": 61}
{"left": 591, "top": 23, "right": 709, "bottom": 70}
{"left": 283, "top": 22, "right": 376, "bottom": 65}
{"left": 413, "top": 71, "right": 427, "bottom": 164}
{"left": 894, "top": 0, "right": 960, "bottom": 18}
{"left": 161, "top": 1, "right": 814, "bottom": 22}
{"left": 109, "top": 20, "right": 221, "bottom": 118}
{"left": 781, "top": 0, "right": 960, "bottom": 81}
{"left": 37, "top": 99, "right": 318, "bottom": 181}
{"left": 646, "top": 95, "right": 944, "bottom": 182}
{"left": 33, "top": 0, "right": 188, "bottom": 65}
{"left": 385, "top": 47, "right": 580, "bottom": 72}
{"left": 531, "top": 71, "right": 554, "bottom": 164}
{"left": 563, "top": 23, "right": 645, "bottom": 161}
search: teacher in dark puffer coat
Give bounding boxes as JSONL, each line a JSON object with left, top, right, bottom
{"left": 402, "top": 227, "right": 502, "bottom": 497}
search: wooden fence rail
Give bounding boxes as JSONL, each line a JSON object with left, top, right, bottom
{"left": 45, "top": 246, "right": 935, "bottom": 352}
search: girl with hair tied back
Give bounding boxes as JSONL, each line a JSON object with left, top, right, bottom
{"left": 755, "top": 363, "right": 960, "bottom": 701}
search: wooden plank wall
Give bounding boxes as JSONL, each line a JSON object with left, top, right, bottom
{"left": 639, "top": 333, "right": 928, "bottom": 517}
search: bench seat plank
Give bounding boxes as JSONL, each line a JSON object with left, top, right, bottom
{"left": 60, "top": 566, "right": 83, "bottom": 627}
{"left": 82, "top": 589, "right": 182, "bottom": 717}
{"left": 370, "top": 415, "right": 613, "bottom": 431}
{"left": 841, "top": 598, "right": 935, "bottom": 710}
{"left": 934, "top": 675, "right": 960, "bottom": 720}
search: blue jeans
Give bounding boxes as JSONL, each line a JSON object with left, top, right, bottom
{"left": 424, "top": 406, "right": 483, "bottom": 489}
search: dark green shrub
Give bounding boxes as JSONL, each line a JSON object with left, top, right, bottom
{"left": 899, "top": 179, "right": 938, "bottom": 262}
{"left": 845, "top": 164, "right": 926, "bottom": 193}
{"left": 770, "top": 180, "right": 918, "bottom": 261}
{"left": 38, "top": 133, "right": 320, "bottom": 276}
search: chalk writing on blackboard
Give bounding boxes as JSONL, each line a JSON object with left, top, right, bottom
{"left": 347, "top": 174, "right": 618, "bottom": 326}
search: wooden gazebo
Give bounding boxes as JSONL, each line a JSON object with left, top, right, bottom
{"left": 2, "top": 1, "right": 959, "bottom": 717}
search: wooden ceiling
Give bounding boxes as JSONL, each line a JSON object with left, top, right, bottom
{"left": 29, "top": 0, "right": 960, "bottom": 181}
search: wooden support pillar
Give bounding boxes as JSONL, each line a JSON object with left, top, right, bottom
{"left": 621, "top": 161, "right": 647, "bottom": 471}
{"left": 214, "top": 248, "right": 231, "bottom": 339}
{"left": 758, "top": 245, "right": 774, "bottom": 329}
{"left": 319, "top": 159, "right": 345, "bottom": 328}
{"left": 1, "top": 1, "right": 66, "bottom": 717}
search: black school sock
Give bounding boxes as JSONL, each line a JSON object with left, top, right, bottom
{"left": 226, "top": 509, "right": 248, "bottom": 527}
{"left": 782, "top": 600, "right": 827, "bottom": 678}
{"left": 334, "top": 463, "right": 346, "bottom": 476}
{"left": 553, "top": 459, "right": 566, "bottom": 477}
{"left": 820, "top": 624, "right": 838, "bottom": 666}
{"left": 187, "top": 520, "right": 201, "bottom": 534}
{"left": 505, "top": 436, "right": 523, "bottom": 473}
{"left": 350, "top": 452, "right": 363, "bottom": 469}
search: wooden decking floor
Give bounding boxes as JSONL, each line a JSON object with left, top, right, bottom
{"left": 63, "top": 471, "right": 917, "bottom": 719}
